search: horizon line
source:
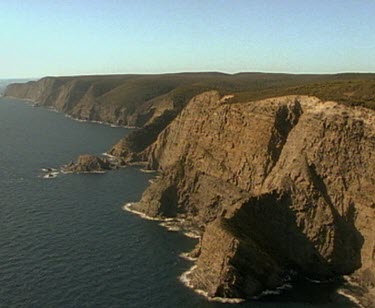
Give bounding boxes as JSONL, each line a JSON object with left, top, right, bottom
{"left": 2, "top": 70, "right": 375, "bottom": 80}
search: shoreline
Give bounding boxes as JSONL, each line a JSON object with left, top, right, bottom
{"left": 123, "top": 202, "right": 366, "bottom": 306}
{"left": 2, "top": 95, "right": 139, "bottom": 129}
{"left": 123, "top": 202, "right": 246, "bottom": 303}
{"left": 4, "top": 95, "right": 367, "bottom": 307}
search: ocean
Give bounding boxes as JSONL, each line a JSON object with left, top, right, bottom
{"left": 0, "top": 97, "right": 355, "bottom": 307}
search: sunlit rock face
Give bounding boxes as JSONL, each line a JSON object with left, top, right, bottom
{"left": 134, "top": 92, "right": 375, "bottom": 305}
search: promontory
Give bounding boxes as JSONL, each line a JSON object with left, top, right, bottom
{"left": 5, "top": 72, "right": 375, "bottom": 306}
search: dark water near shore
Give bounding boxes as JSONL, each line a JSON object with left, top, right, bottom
{"left": 0, "top": 98, "right": 355, "bottom": 307}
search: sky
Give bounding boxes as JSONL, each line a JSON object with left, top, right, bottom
{"left": 0, "top": 0, "right": 375, "bottom": 78}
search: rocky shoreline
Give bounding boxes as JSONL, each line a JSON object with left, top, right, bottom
{"left": 5, "top": 77, "right": 375, "bottom": 307}
{"left": 119, "top": 93, "right": 375, "bottom": 307}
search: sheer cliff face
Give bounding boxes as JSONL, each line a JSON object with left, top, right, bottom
{"left": 135, "top": 92, "right": 375, "bottom": 302}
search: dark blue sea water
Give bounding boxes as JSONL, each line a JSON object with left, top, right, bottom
{"left": 0, "top": 98, "right": 355, "bottom": 307}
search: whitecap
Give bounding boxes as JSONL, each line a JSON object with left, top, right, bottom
{"left": 183, "top": 231, "right": 201, "bottom": 239}
{"left": 43, "top": 172, "right": 58, "bottom": 179}
{"left": 102, "top": 152, "right": 118, "bottom": 159}
{"left": 179, "top": 252, "right": 197, "bottom": 261}
{"left": 159, "top": 222, "right": 181, "bottom": 232}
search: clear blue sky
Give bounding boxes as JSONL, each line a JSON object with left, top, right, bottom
{"left": 1, "top": 0, "right": 375, "bottom": 78}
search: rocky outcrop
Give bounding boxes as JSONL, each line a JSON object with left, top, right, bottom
{"left": 62, "top": 155, "right": 113, "bottom": 173}
{"left": 131, "top": 92, "right": 375, "bottom": 305}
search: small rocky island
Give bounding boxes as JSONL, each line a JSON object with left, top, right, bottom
{"left": 62, "top": 155, "right": 117, "bottom": 173}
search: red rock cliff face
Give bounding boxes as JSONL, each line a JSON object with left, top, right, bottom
{"left": 133, "top": 92, "right": 375, "bottom": 305}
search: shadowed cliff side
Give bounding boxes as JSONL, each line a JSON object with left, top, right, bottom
{"left": 130, "top": 92, "right": 375, "bottom": 306}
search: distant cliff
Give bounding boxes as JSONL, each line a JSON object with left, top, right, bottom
{"left": 4, "top": 73, "right": 225, "bottom": 154}
{"left": 6, "top": 73, "right": 375, "bottom": 157}
{"left": 130, "top": 92, "right": 375, "bottom": 306}
{"left": 4, "top": 75, "right": 189, "bottom": 127}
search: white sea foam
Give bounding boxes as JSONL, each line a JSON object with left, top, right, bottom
{"left": 183, "top": 231, "right": 201, "bottom": 239}
{"left": 159, "top": 222, "right": 181, "bottom": 232}
{"left": 253, "top": 282, "right": 293, "bottom": 299}
{"left": 46, "top": 107, "right": 58, "bottom": 113}
{"left": 179, "top": 265, "right": 245, "bottom": 304}
{"left": 256, "top": 290, "right": 281, "bottom": 296}
{"left": 179, "top": 252, "right": 197, "bottom": 261}
{"left": 305, "top": 277, "right": 333, "bottom": 284}
{"left": 122, "top": 203, "right": 164, "bottom": 221}
{"left": 102, "top": 152, "right": 117, "bottom": 159}
{"left": 123, "top": 203, "right": 202, "bottom": 241}
{"left": 43, "top": 172, "right": 59, "bottom": 179}
{"left": 64, "top": 114, "right": 137, "bottom": 128}
{"left": 336, "top": 289, "right": 364, "bottom": 308}
{"left": 41, "top": 167, "right": 58, "bottom": 173}
{"left": 343, "top": 275, "right": 361, "bottom": 287}
{"left": 139, "top": 168, "right": 157, "bottom": 173}
{"left": 124, "top": 203, "right": 203, "bottom": 240}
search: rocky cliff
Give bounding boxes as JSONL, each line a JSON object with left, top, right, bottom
{"left": 6, "top": 74, "right": 375, "bottom": 305}
{"left": 7, "top": 73, "right": 375, "bottom": 162}
{"left": 130, "top": 92, "right": 375, "bottom": 306}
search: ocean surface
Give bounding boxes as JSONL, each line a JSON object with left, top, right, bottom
{"left": 0, "top": 98, "right": 355, "bottom": 308}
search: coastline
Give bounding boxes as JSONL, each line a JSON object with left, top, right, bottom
{"left": 3, "top": 94, "right": 370, "bottom": 307}
{"left": 123, "top": 202, "right": 366, "bottom": 307}
{"left": 1, "top": 96, "right": 138, "bottom": 129}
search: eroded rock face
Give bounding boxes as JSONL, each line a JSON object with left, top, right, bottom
{"left": 63, "top": 155, "right": 112, "bottom": 173}
{"left": 133, "top": 92, "right": 375, "bottom": 305}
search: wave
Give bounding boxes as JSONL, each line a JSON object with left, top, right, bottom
{"left": 64, "top": 114, "right": 137, "bottom": 129}
{"left": 336, "top": 289, "right": 364, "bottom": 308}
{"left": 41, "top": 168, "right": 58, "bottom": 173}
{"left": 182, "top": 231, "right": 201, "bottom": 239}
{"left": 139, "top": 168, "right": 157, "bottom": 174}
{"left": 179, "top": 252, "right": 197, "bottom": 262}
{"left": 122, "top": 203, "right": 164, "bottom": 221}
{"left": 42, "top": 171, "right": 59, "bottom": 179}
{"left": 159, "top": 221, "right": 181, "bottom": 232}
{"left": 253, "top": 283, "right": 293, "bottom": 299}
{"left": 102, "top": 152, "right": 118, "bottom": 159}
{"left": 123, "top": 203, "right": 202, "bottom": 239}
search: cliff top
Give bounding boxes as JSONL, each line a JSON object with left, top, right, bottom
{"left": 6, "top": 72, "right": 375, "bottom": 111}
